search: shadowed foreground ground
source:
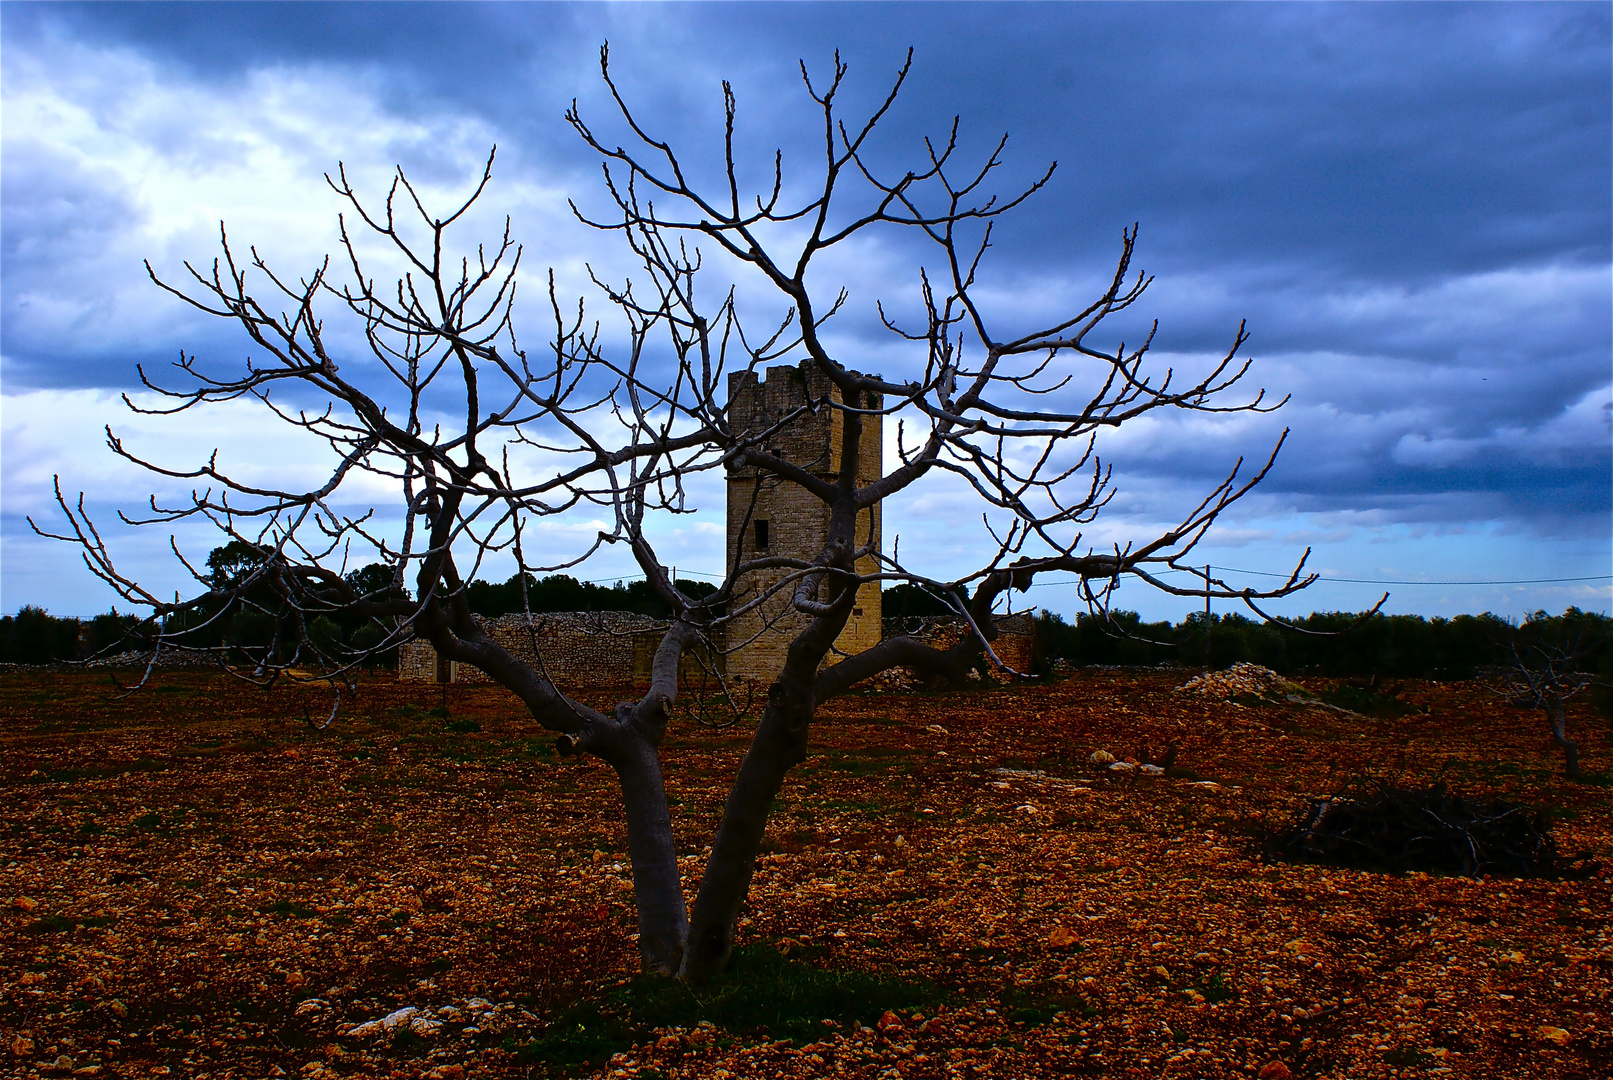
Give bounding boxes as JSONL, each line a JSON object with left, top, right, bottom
{"left": 2, "top": 668, "right": 1609, "bottom": 1079}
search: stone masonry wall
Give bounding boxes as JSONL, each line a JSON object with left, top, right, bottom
{"left": 397, "top": 612, "right": 699, "bottom": 688}
{"left": 397, "top": 640, "right": 439, "bottom": 682}
{"left": 397, "top": 608, "right": 1033, "bottom": 687}
{"left": 882, "top": 612, "right": 1037, "bottom": 677}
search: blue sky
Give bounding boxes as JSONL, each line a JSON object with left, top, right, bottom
{"left": 2, "top": 1, "right": 1609, "bottom": 622}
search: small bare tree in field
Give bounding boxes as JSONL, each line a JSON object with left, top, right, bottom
{"left": 1493, "top": 613, "right": 1605, "bottom": 781}
{"left": 36, "top": 48, "right": 1313, "bottom": 983}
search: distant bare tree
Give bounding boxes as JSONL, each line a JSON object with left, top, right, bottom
{"left": 1492, "top": 614, "right": 1602, "bottom": 781}
{"left": 35, "top": 47, "right": 1314, "bottom": 983}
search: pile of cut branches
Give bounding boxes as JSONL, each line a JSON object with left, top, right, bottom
{"left": 1266, "top": 781, "right": 1597, "bottom": 879}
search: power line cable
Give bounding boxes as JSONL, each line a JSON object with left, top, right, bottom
{"left": 559, "top": 567, "right": 1605, "bottom": 588}
{"left": 1200, "top": 567, "right": 1606, "bottom": 587}
{"left": 1016, "top": 568, "right": 1607, "bottom": 588}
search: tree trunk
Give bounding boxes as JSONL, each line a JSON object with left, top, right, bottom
{"left": 1546, "top": 699, "right": 1582, "bottom": 781}
{"left": 605, "top": 732, "right": 689, "bottom": 974}
{"left": 596, "top": 622, "right": 703, "bottom": 975}
{"left": 679, "top": 687, "right": 814, "bottom": 983}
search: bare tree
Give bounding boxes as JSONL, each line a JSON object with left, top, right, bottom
{"left": 1492, "top": 614, "right": 1603, "bottom": 781}
{"left": 35, "top": 48, "right": 1314, "bottom": 983}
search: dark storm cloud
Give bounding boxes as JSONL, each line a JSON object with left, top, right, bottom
{"left": 2, "top": 1, "right": 1608, "bottom": 575}
{"left": 15, "top": 2, "right": 1607, "bottom": 287}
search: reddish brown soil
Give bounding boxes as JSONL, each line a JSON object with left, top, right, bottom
{"left": 1, "top": 668, "right": 1609, "bottom": 1080}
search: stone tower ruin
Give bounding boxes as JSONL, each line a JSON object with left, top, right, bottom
{"left": 725, "top": 363, "right": 882, "bottom": 683}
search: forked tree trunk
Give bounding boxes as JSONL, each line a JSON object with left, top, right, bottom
{"left": 443, "top": 604, "right": 700, "bottom": 977}
{"left": 598, "top": 621, "right": 705, "bottom": 974}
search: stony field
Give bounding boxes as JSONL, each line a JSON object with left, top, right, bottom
{"left": 1, "top": 667, "right": 1609, "bottom": 1080}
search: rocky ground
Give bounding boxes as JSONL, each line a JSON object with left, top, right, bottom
{"left": 1, "top": 667, "right": 1609, "bottom": 1079}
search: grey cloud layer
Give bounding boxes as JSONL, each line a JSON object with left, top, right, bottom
{"left": 2, "top": 1, "right": 1607, "bottom": 592}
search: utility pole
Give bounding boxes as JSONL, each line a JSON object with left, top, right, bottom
{"left": 1204, "top": 564, "right": 1212, "bottom": 672}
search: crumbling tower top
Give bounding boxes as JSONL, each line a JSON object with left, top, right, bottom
{"left": 724, "top": 362, "right": 882, "bottom": 681}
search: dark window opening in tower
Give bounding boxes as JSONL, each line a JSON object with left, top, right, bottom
{"left": 754, "top": 520, "right": 770, "bottom": 550}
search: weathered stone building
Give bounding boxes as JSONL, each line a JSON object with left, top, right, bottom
{"left": 399, "top": 362, "right": 1032, "bottom": 688}
{"left": 723, "top": 363, "right": 882, "bottom": 683}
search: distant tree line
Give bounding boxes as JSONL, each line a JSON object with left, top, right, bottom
{"left": 0, "top": 606, "right": 142, "bottom": 665}
{"left": 0, "top": 557, "right": 720, "bottom": 666}
{"left": 0, "top": 542, "right": 409, "bottom": 669}
{"left": 882, "top": 582, "right": 974, "bottom": 623}
{"left": 464, "top": 572, "right": 722, "bottom": 620}
{"left": 6, "top": 551, "right": 1608, "bottom": 718}
{"left": 1031, "top": 606, "right": 1612, "bottom": 702}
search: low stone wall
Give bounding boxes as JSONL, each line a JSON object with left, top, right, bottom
{"left": 398, "top": 612, "right": 722, "bottom": 689}
{"left": 396, "top": 640, "right": 440, "bottom": 682}
{"left": 880, "top": 612, "right": 1036, "bottom": 676}
{"left": 400, "top": 609, "right": 1035, "bottom": 689}
{"left": 399, "top": 612, "right": 655, "bottom": 686}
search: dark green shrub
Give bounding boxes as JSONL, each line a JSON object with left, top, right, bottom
{"left": 1, "top": 606, "right": 80, "bottom": 663}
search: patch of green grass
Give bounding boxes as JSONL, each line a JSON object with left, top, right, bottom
{"left": 811, "top": 798, "right": 890, "bottom": 815}
{"left": 1317, "top": 683, "right": 1418, "bottom": 718}
{"left": 22, "top": 766, "right": 121, "bottom": 785}
{"left": 650, "top": 947, "right": 940, "bottom": 1035}
{"left": 513, "top": 1002, "right": 637, "bottom": 1070}
{"left": 391, "top": 1026, "right": 429, "bottom": 1054}
{"left": 816, "top": 747, "right": 908, "bottom": 777}
{"left": 759, "top": 829, "right": 822, "bottom": 854}
{"left": 1385, "top": 1048, "right": 1431, "bottom": 1067}
{"left": 513, "top": 946, "right": 942, "bottom": 1072}
{"left": 24, "top": 915, "right": 77, "bottom": 934}
{"left": 999, "top": 980, "right": 1096, "bottom": 1025}
{"left": 444, "top": 717, "right": 481, "bottom": 734}
{"left": 258, "top": 899, "right": 318, "bottom": 920}
{"left": 131, "top": 812, "right": 163, "bottom": 829}
{"left": 1191, "top": 972, "right": 1236, "bottom": 1003}
{"left": 18, "top": 912, "right": 112, "bottom": 934}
